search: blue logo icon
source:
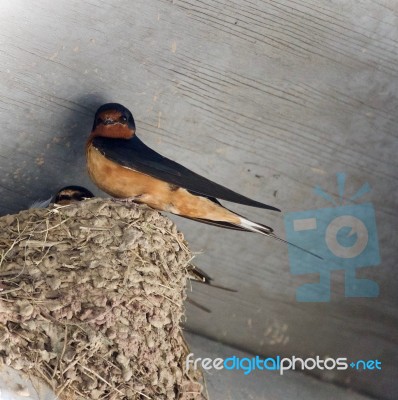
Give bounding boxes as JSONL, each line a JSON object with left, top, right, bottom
{"left": 284, "top": 173, "right": 380, "bottom": 302}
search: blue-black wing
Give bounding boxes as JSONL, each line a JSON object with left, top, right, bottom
{"left": 91, "top": 135, "right": 281, "bottom": 212}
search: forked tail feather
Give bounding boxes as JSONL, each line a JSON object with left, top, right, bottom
{"left": 239, "top": 217, "right": 323, "bottom": 260}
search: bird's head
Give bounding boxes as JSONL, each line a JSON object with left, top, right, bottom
{"left": 54, "top": 185, "right": 94, "bottom": 205}
{"left": 91, "top": 103, "right": 136, "bottom": 139}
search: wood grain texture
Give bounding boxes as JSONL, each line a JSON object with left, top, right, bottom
{"left": 0, "top": 1, "right": 397, "bottom": 399}
{"left": 186, "top": 332, "right": 374, "bottom": 400}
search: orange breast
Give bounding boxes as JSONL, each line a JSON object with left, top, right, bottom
{"left": 86, "top": 144, "right": 240, "bottom": 224}
{"left": 86, "top": 145, "right": 171, "bottom": 201}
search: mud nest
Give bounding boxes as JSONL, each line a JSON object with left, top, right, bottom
{"left": 0, "top": 199, "right": 204, "bottom": 399}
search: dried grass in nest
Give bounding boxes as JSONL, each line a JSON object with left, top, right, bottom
{"left": 0, "top": 199, "right": 204, "bottom": 399}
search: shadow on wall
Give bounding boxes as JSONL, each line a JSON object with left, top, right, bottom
{"left": 1, "top": 93, "right": 110, "bottom": 215}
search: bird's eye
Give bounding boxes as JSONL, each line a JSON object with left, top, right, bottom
{"left": 96, "top": 117, "right": 103, "bottom": 125}
{"left": 120, "top": 115, "right": 127, "bottom": 122}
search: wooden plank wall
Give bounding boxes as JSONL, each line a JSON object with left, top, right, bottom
{"left": 0, "top": 1, "right": 397, "bottom": 399}
{"left": 187, "top": 332, "right": 374, "bottom": 400}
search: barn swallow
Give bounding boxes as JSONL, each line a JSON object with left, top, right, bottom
{"left": 53, "top": 185, "right": 94, "bottom": 205}
{"left": 30, "top": 185, "right": 94, "bottom": 208}
{"left": 86, "top": 103, "right": 321, "bottom": 258}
